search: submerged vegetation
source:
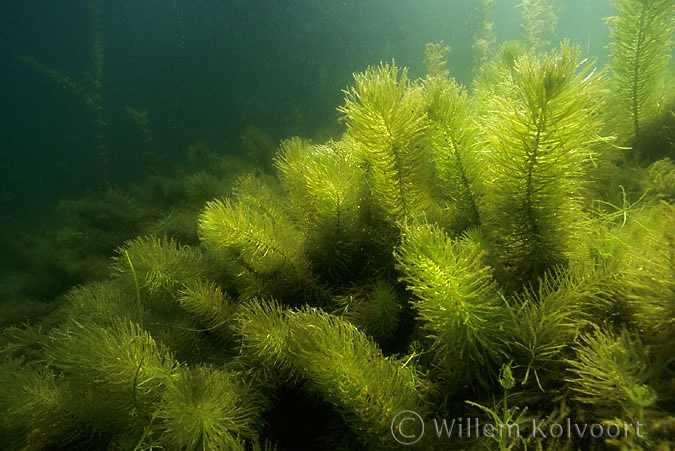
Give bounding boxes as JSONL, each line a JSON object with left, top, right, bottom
{"left": 1, "top": 0, "right": 674, "bottom": 450}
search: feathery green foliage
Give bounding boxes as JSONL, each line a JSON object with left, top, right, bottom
{"left": 275, "top": 137, "right": 366, "bottom": 280}
{"left": 472, "top": 40, "right": 527, "bottom": 110}
{"left": 643, "top": 158, "right": 675, "bottom": 201}
{"left": 395, "top": 222, "right": 506, "bottom": 389}
{"left": 6, "top": 5, "right": 675, "bottom": 448}
{"left": 236, "top": 299, "right": 296, "bottom": 384}
{"left": 517, "top": 0, "right": 559, "bottom": 51}
{"left": 339, "top": 278, "right": 402, "bottom": 343}
{"left": 112, "top": 235, "right": 205, "bottom": 305}
{"left": 606, "top": 0, "right": 675, "bottom": 147}
{"left": 473, "top": 0, "right": 496, "bottom": 73}
{"left": 155, "top": 365, "right": 264, "bottom": 451}
{"left": 0, "top": 360, "right": 72, "bottom": 449}
{"left": 616, "top": 202, "right": 675, "bottom": 357}
{"left": 238, "top": 300, "right": 425, "bottom": 448}
{"left": 566, "top": 328, "right": 656, "bottom": 420}
{"left": 480, "top": 42, "right": 606, "bottom": 287}
{"left": 338, "top": 62, "right": 436, "bottom": 226}
{"left": 49, "top": 319, "right": 177, "bottom": 402}
{"left": 198, "top": 175, "right": 318, "bottom": 302}
{"left": 178, "top": 279, "right": 237, "bottom": 340}
{"left": 45, "top": 319, "right": 178, "bottom": 438}
{"left": 423, "top": 41, "right": 451, "bottom": 78}
{"left": 506, "top": 269, "right": 610, "bottom": 390}
{"left": 423, "top": 75, "right": 482, "bottom": 231}
{"left": 58, "top": 280, "right": 143, "bottom": 327}
{"left": 288, "top": 307, "right": 425, "bottom": 448}
{"left": 465, "top": 363, "right": 535, "bottom": 451}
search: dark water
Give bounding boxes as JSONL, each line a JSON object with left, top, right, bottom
{"left": 0, "top": 0, "right": 615, "bottom": 221}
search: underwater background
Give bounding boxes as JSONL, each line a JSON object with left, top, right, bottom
{"left": 0, "top": 0, "right": 674, "bottom": 450}
{"left": 1, "top": 0, "right": 614, "bottom": 219}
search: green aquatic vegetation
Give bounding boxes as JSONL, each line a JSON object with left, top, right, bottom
{"left": 337, "top": 278, "right": 403, "bottom": 344}
{"left": 616, "top": 202, "right": 675, "bottom": 357}
{"left": 565, "top": 325, "right": 670, "bottom": 451}
{"left": 155, "top": 365, "right": 265, "bottom": 451}
{"left": 238, "top": 301, "right": 426, "bottom": 449}
{"left": 465, "top": 363, "right": 533, "bottom": 451}
{"left": 642, "top": 158, "right": 675, "bottom": 201}
{"left": 566, "top": 327, "right": 656, "bottom": 424}
{"left": 505, "top": 268, "right": 611, "bottom": 391}
{"left": 112, "top": 235, "right": 206, "bottom": 306}
{"left": 517, "top": 0, "right": 559, "bottom": 51}
{"left": 177, "top": 279, "right": 237, "bottom": 341}
{"left": 4, "top": 6, "right": 675, "bottom": 447}
{"left": 0, "top": 359, "right": 71, "bottom": 449}
{"left": 423, "top": 40, "right": 451, "bottom": 79}
{"left": 395, "top": 222, "right": 507, "bottom": 390}
{"left": 275, "top": 137, "right": 367, "bottom": 281}
{"left": 472, "top": 0, "right": 496, "bottom": 73}
{"left": 45, "top": 319, "right": 179, "bottom": 438}
{"left": 423, "top": 74, "right": 482, "bottom": 232}
{"left": 198, "top": 174, "right": 320, "bottom": 302}
{"left": 235, "top": 299, "right": 295, "bottom": 386}
{"left": 338, "top": 61, "right": 438, "bottom": 227}
{"left": 57, "top": 280, "right": 144, "bottom": 328}
{"left": 479, "top": 42, "right": 607, "bottom": 287}
{"left": 287, "top": 308, "right": 426, "bottom": 449}
{"left": 472, "top": 40, "right": 528, "bottom": 119}
{"left": 606, "top": 0, "right": 675, "bottom": 149}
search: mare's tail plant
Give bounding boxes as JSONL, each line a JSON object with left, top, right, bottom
{"left": 338, "top": 62, "right": 439, "bottom": 228}
{"left": 478, "top": 42, "right": 607, "bottom": 288}
{"left": 606, "top": 0, "right": 675, "bottom": 155}
{"left": 395, "top": 222, "right": 507, "bottom": 392}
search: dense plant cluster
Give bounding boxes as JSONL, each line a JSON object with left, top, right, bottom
{"left": 1, "top": 0, "right": 674, "bottom": 449}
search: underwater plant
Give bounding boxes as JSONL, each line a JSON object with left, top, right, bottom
{"left": 395, "top": 222, "right": 506, "bottom": 391}
{"left": 517, "top": 0, "right": 559, "bottom": 51}
{"left": 3, "top": 2, "right": 675, "bottom": 450}
{"left": 274, "top": 137, "right": 368, "bottom": 282}
{"left": 338, "top": 62, "right": 439, "bottom": 228}
{"left": 198, "top": 174, "right": 323, "bottom": 303}
{"left": 478, "top": 42, "right": 607, "bottom": 287}
{"left": 155, "top": 365, "right": 265, "bottom": 451}
{"left": 423, "top": 70, "right": 482, "bottom": 232}
{"left": 472, "top": 0, "right": 497, "bottom": 73}
{"left": 606, "top": 0, "right": 675, "bottom": 153}
{"left": 18, "top": 0, "right": 108, "bottom": 186}
{"left": 237, "top": 300, "right": 426, "bottom": 449}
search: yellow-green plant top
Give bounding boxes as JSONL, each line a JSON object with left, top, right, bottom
{"left": 607, "top": 0, "right": 675, "bottom": 146}
{"left": 480, "top": 43, "right": 607, "bottom": 286}
{"left": 339, "top": 62, "right": 436, "bottom": 226}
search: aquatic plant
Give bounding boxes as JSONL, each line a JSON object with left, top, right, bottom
{"left": 606, "top": 0, "right": 675, "bottom": 152}
{"left": 517, "top": 0, "right": 559, "bottom": 51}
{"left": 18, "top": 0, "right": 108, "bottom": 187}
{"left": 473, "top": 0, "right": 496, "bottom": 73}
{"left": 237, "top": 301, "right": 426, "bottom": 449}
{"left": 567, "top": 327, "right": 655, "bottom": 415}
{"left": 338, "top": 62, "right": 439, "bottom": 227}
{"left": 423, "top": 72, "right": 482, "bottom": 232}
{"left": 395, "top": 222, "right": 506, "bottom": 391}
{"left": 155, "top": 365, "right": 265, "bottom": 451}
{"left": 3, "top": 3, "right": 675, "bottom": 449}
{"left": 479, "top": 42, "right": 606, "bottom": 287}
{"left": 274, "top": 137, "right": 367, "bottom": 282}
{"left": 198, "top": 174, "right": 322, "bottom": 302}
